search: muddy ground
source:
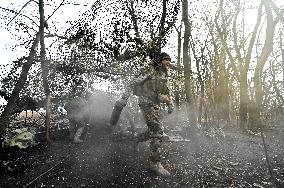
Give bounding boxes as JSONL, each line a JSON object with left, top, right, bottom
{"left": 1, "top": 121, "right": 284, "bottom": 188}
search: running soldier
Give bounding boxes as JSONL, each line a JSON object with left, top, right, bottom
{"left": 109, "top": 52, "right": 174, "bottom": 177}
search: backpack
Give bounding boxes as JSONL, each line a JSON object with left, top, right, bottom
{"left": 132, "top": 75, "right": 151, "bottom": 96}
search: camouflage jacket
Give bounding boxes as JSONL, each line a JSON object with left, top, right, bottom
{"left": 121, "top": 64, "right": 173, "bottom": 107}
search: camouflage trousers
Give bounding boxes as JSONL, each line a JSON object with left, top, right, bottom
{"left": 68, "top": 116, "right": 86, "bottom": 140}
{"left": 137, "top": 103, "right": 164, "bottom": 162}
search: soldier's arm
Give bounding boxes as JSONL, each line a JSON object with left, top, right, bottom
{"left": 159, "top": 93, "right": 173, "bottom": 107}
{"left": 118, "top": 84, "right": 132, "bottom": 107}
{"left": 159, "top": 82, "right": 174, "bottom": 113}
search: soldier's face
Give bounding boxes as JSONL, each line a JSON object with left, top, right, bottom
{"left": 161, "top": 59, "right": 171, "bottom": 71}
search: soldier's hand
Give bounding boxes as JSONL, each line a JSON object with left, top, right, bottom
{"left": 168, "top": 105, "right": 174, "bottom": 114}
{"left": 160, "top": 94, "right": 170, "bottom": 104}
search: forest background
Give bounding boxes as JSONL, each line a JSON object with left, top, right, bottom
{"left": 0, "top": 0, "right": 284, "bottom": 140}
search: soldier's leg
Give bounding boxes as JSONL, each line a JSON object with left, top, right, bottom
{"left": 142, "top": 104, "right": 170, "bottom": 176}
{"left": 68, "top": 118, "right": 77, "bottom": 141}
{"left": 73, "top": 127, "right": 84, "bottom": 143}
{"left": 132, "top": 104, "right": 152, "bottom": 152}
{"left": 132, "top": 129, "right": 150, "bottom": 153}
{"left": 73, "top": 118, "right": 85, "bottom": 143}
{"left": 143, "top": 105, "right": 163, "bottom": 162}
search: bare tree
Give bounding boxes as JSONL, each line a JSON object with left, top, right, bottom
{"left": 0, "top": 33, "right": 40, "bottom": 136}
{"left": 174, "top": 24, "right": 182, "bottom": 110}
{"left": 250, "top": 0, "right": 282, "bottom": 130}
{"left": 214, "top": 0, "right": 263, "bottom": 130}
{"left": 0, "top": 0, "right": 66, "bottom": 139}
{"left": 182, "top": 0, "right": 196, "bottom": 125}
{"left": 39, "top": 0, "right": 51, "bottom": 143}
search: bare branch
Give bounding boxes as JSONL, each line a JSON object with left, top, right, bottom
{"left": 126, "top": 1, "right": 140, "bottom": 39}
{"left": 244, "top": 0, "right": 263, "bottom": 71}
{"left": 214, "top": 0, "right": 239, "bottom": 80}
{"left": 232, "top": 0, "right": 242, "bottom": 63}
{"left": 45, "top": 33, "right": 68, "bottom": 40}
{"left": 268, "top": 0, "right": 284, "bottom": 23}
{"left": 46, "top": 0, "right": 66, "bottom": 21}
{"left": 7, "top": 0, "right": 35, "bottom": 26}
{"left": 0, "top": 6, "right": 38, "bottom": 27}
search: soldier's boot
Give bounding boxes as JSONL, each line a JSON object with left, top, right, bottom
{"left": 69, "top": 128, "right": 76, "bottom": 142}
{"left": 73, "top": 127, "right": 84, "bottom": 143}
{"left": 149, "top": 161, "right": 171, "bottom": 177}
{"left": 131, "top": 133, "right": 140, "bottom": 153}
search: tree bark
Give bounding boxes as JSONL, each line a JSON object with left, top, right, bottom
{"left": 0, "top": 33, "right": 40, "bottom": 136}
{"left": 182, "top": 0, "right": 196, "bottom": 125}
{"left": 239, "top": 72, "right": 248, "bottom": 130}
{"left": 39, "top": 0, "right": 51, "bottom": 144}
{"left": 251, "top": 0, "right": 277, "bottom": 130}
{"left": 191, "top": 38, "right": 207, "bottom": 124}
{"left": 174, "top": 24, "right": 182, "bottom": 110}
{"left": 280, "top": 30, "right": 284, "bottom": 89}
{"left": 196, "top": 55, "right": 204, "bottom": 124}
{"left": 156, "top": 0, "right": 167, "bottom": 54}
{"left": 215, "top": 46, "right": 230, "bottom": 123}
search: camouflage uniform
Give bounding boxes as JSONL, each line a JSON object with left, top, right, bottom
{"left": 65, "top": 96, "right": 88, "bottom": 143}
{"left": 110, "top": 52, "right": 173, "bottom": 176}
{"left": 121, "top": 64, "right": 173, "bottom": 163}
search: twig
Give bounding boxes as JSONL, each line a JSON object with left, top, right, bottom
{"left": 45, "top": 33, "right": 68, "bottom": 40}
{"left": 46, "top": 0, "right": 66, "bottom": 21}
{"left": 0, "top": 6, "right": 38, "bottom": 27}
{"left": 23, "top": 161, "right": 62, "bottom": 188}
{"left": 7, "top": 0, "right": 34, "bottom": 26}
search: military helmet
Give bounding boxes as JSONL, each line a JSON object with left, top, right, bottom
{"left": 159, "top": 52, "right": 171, "bottom": 62}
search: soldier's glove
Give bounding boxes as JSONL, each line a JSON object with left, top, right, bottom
{"left": 160, "top": 94, "right": 169, "bottom": 103}
{"left": 168, "top": 105, "right": 174, "bottom": 114}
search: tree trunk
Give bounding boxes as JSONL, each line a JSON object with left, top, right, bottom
{"left": 250, "top": 0, "right": 276, "bottom": 130}
{"left": 239, "top": 72, "right": 248, "bottom": 130}
{"left": 174, "top": 24, "right": 182, "bottom": 110}
{"left": 196, "top": 59, "right": 205, "bottom": 124}
{"left": 280, "top": 30, "right": 284, "bottom": 89}
{"left": 182, "top": 0, "right": 196, "bottom": 125}
{"left": 0, "top": 33, "right": 40, "bottom": 136}
{"left": 213, "top": 0, "right": 263, "bottom": 130}
{"left": 196, "top": 48, "right": 207, "bottom": 124}
{"left": 156, "top": 0, "right": 167, "bottom": 54}
{"left": 215, "top": 47, "right": 230, "bottom": 123}
{"left": 39, "top": 0, "right": 51, "bottom": 144}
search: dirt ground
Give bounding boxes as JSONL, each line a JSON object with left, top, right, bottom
{"left": 1, "top": 121, "right": 284, "bottom": 188}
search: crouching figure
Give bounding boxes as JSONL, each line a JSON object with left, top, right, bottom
{"left": 65, "top": 96, "right": 89, "bottom": 143}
